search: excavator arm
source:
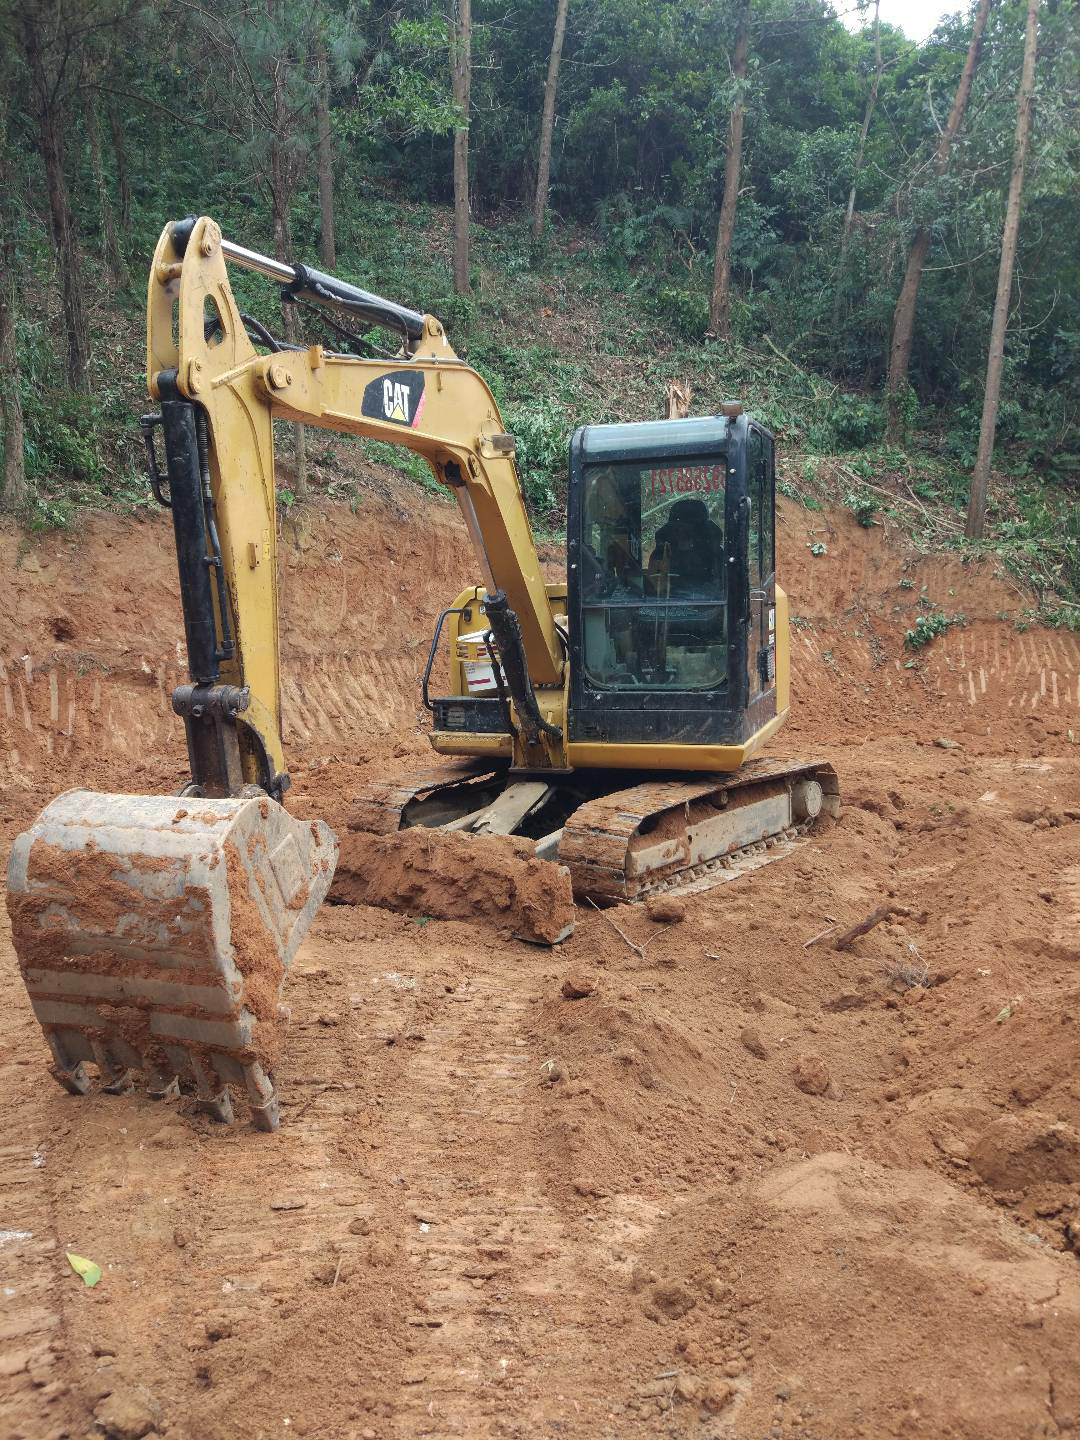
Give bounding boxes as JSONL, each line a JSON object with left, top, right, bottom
{"left": 3, "top": 216, "right": 574, "bottom": 1129}
{"left": 145, "top": 215, "right": 565, "bottom": 785}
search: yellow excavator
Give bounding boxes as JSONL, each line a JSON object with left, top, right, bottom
{"left": 6, "top": 216, "right": 837, "bottom": 1128}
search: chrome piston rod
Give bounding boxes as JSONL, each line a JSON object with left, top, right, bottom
{"left": 220, "top": 238, "right": 295, "bottom": 284}
{"left": 214, "top": 232, "right": 426, "bottom": 343}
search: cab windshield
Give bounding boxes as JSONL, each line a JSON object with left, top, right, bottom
{"left": 580, "top": 458, "right": 728, "bottom": 690}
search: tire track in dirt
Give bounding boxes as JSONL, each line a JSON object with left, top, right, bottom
{"left": 386, "top": 965, "right": 601, "bottom": 1437}
{"left": 1052, "top": 865, "right": 1080, "bottom": 953}
{"left": 0, "top": 649, "right": 186, "bottom": 792}
{"left": 0, "top": 918, "right": 67, "bottom": 1440}
{"left": 10, "top": 928, "right": 416, "bottom": 1440}
{"left": 0, "top": 1145, "right": 64, "bottom": 1440}
{"left": 0, "top": 648, "right": 423, "bottom": 793}
{"left": 936, "top": 627, "right": 1080, "bottom": 714}
{"left": 141, "top": 931, "right": 415, "bottom": 1440}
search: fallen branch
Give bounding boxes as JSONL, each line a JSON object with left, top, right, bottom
{"left": 760, "top": 333, "right": 837, "bottom": 402}
{"left": 803, "top": 920, "right": 838, "bottom": 949}
{"left": 587, "top": 897, "right": 647, "bottom": 959}
{"left": 829, "top": 903, "right": 911, "bottom": 951}
{"left": 904, "top": 483, "right": 962, "bottom": 532}
{"left": 834, "top": 467, "right": 963, "bottom": 537}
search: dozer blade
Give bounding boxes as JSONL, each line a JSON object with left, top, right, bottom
{"left": 6, "top": 789, "right": 338, "bottom": 1131}
{"left": 332, "top": 764, "right": 576, "bottom": 945}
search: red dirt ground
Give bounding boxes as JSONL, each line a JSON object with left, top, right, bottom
{"left": 2, "top": 477, "right": 1079, "bottom": 1440}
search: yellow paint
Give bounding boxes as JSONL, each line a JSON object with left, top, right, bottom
{"left": 147, "top": 218, "right": 284, "bottom": 785}
{"left": 147, "top": 217, "right": 565, "bottom": 782}
{"left": 430, "top": 733, "right": 513, "bottom": 758}
{"left": 567, "top": 710, "right": 789, "bottom": 773}
{"left": 774, "top": 583, "right": 791, "bottom": 713}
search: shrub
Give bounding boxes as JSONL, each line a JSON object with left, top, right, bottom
{"left": 905, "top": 610, "right": 964, "bottom": 649}
{"left": 844, "top": 487, "right": 882, "bottom": 527}
{"left": 826, "top": 394, "right": 883, "bottom": 450}
{"left": 507, "top": 399, "right": 567, "bottom": 517}
{"left": 646, "top": 284, "right": 710, "bottom": 341}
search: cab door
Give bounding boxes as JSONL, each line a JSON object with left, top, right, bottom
{"left": 745, "top": 426, "right": 776, "bottom": 708}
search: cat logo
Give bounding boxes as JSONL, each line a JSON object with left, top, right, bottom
{"left": 383, "top": 380, "right": 411, "bottom": 422}
{"left": 361, "top": 369, "right": 426, "bottom": 429}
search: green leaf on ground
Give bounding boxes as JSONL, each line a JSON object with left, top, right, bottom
{"left": 66, "top": 1252, "right": 102, "bottom": 1287}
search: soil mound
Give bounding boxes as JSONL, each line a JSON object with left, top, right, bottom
{"left": 970, "top": 1111, "right": 1080, "bottom": 1190}
{"left": 622, "top": 1151, "right": 1080, "bottom": 1435}
{"left": 330, "top": 825, "right": 575, "bottom": 945}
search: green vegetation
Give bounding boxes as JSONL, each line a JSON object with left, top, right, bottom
{"left": 843, "top": 486, "right": 883, "bottom": 528}
{"left": 905, "top": 610, "right": 966, "bottom": 649}
{"left": 0, "top": 0, "right": 1076, "bottom": 614}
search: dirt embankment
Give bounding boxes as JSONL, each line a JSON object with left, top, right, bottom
{"left": 2, "top": 477, "right": 1079, "bottom": 1440}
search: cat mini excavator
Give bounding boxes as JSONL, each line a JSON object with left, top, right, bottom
{"left": 7, "top": 216, "right": 837, "bottom": 1125}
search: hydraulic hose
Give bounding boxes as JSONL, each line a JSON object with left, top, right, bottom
{"left": 482, "top": 590, "right": 562, "bottom": 746}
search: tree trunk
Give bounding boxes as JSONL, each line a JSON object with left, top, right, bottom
{"left": 20, "top": 0, "right": 90, "bottom": 391}
{"left": 84, "top": 87, "right": 129, "bottom": 290}
{"left": 966, "top": 0, "right": 1039, "bottom": 540}
{"left": 0, "top": 240, "right": 27, "bottom": 518}
{"left": 272, "top": 203, "right": 308, "bottom": 501}
{"left": 531, "top": 0, "right": 571, "bottom": 245}
{"left": 0, "top": 59, "right": 24, "bottom": 517}
{"left": 271, "top": 101, "right": 308, "bottom": 499}
{"left": 314, "top": 35, "right": 336, "bottom": 271}
{"left": 708, "top": 0, "right": 750, "bottom": 339}
{"left": 838, "top": 0, "right": 881, "bottom": 261}
{"left": 451, "top": 0, "right": 472, "bottom": 296}
{"left": 107, "top": 99, "right": 131, "bottom": 233}
{"left": 884, "top": 0, "right": 992, "bottom": 441}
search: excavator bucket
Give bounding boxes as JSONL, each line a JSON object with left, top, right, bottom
{"left": 6, "top": 789, "right": 338, "bottom": 1131}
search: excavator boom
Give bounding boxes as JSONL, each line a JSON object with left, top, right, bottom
{"left": 6, "top": 214, "right": 578, "bottom": 1125}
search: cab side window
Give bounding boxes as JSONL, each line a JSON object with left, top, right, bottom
{"left": 761, "top": 431, "right": 775, "bottom": 580}
{"left": 748, "top": 427, "right": 774, "bottom": 586}
{"left": 746, "top": 428, "right": 763, "bottom": 589}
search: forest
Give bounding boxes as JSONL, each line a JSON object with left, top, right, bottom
{"left": 0, "top": 0, "right": 1077, "bottom": 608}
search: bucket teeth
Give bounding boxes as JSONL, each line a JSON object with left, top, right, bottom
{"left": 6, "top": 788, "right": 338, "bottom": 1130}
{"left": 100, "top": 1068, "right": 138, "bottom": 1097}
{"left": 147, "top": 1074, "right": 181, "bottom": 1103}
{"left": 195, "top": 1090, "right": 235, "bottom": 1125}
{"left": 49, "top": 1059, "right": 92, "bottom": 1096}
{"left": 250, "top": 1096, "right": 281, "bottom": 1133}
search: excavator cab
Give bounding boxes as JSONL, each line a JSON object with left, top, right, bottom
{"left": 567, "top": 413, "right": 778, "bottom": 750}
{"left": 423, "top": 410, "right": 791, "bottom": 776}
{"left": 402, "top": 409, "right": 836, "bottom": 904}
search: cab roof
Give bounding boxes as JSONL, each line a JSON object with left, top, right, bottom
{"left": 571, "top": 414, "right": 751, "bottom": 465}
